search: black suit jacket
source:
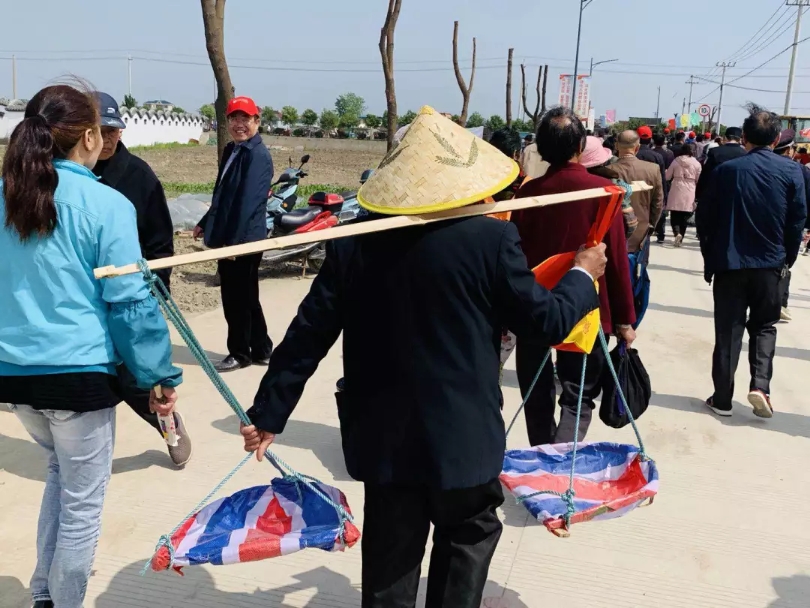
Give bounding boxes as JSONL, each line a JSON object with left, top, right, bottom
{"left": 247, "top": 217, "right": 598, "bottom": 490}
{"left": 696, "top": 143, "right": 746, "bottom": 199}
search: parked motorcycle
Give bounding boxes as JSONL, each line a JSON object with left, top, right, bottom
{"left": 266, "top": 154, "right": 310, "bottom": 233}
{"left": 263, "top": 168, "right": 375, "bottom": 273}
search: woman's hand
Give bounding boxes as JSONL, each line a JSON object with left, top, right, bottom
{"left": 149, "top": 386, "right": 177, "bottom": 416}
{"left": 240, "top": 423, "right": 276, "bottom": 462}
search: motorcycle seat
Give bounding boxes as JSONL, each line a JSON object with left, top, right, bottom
{"left": 340, "top": 191, "right": 357, "bottom": 200}
{"left": 278, "top": 207, "right": 322, "bottom": 230}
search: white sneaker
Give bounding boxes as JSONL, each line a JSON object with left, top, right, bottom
{"left": 781, "top": 307, "right": 792, "bottom": 322}
{"left": 747, "top": 390, "right": 774, "bottom": 419}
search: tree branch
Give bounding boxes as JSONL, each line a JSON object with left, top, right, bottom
{"left": 379, "top": 0, "right": 402, "bottom": 151}
{"left": 201, "top": 0, "right": 234, "bottom": 162}
{"left": 506, "top": 48, "right": 513, "bottom": 128}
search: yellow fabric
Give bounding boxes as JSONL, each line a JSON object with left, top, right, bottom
{"left": 555, "top": 283, "right": 600, "bottom": 354}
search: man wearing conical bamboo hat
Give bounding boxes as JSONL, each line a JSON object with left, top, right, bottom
{"left": 242, "top": 107, "right": 606, "bottom": 606}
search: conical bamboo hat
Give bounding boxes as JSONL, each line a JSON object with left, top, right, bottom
{"left": 358, "top": 106, "right": 519, "bottom": 215}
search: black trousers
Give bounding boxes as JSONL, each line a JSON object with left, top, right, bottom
{"left": 217, "top": 253, "right": 273, "bottom": 364}
{"left": 711, "top": 269, "right": 781, "bottom": 409}
{"left": 361, "top": 480, "right": 503, "bottom": 608}
{"left": 670, "top": 210, "right": 692, "bottom": 237}
{"left": 780, "top": 269, "right": 791, "bottom": 308}
{"left": 516, "top": 341, "right": 607, "bottom": 446}
{"left": 117, "top": 364, "right": 161, "bottom": 432}
{"left": 655, "top": 211, "right": 667, "bottom": 241}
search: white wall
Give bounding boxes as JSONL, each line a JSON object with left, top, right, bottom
{"left": 120, "top": 109, "right": 204, "bottom": 147}
{"left": 0, "top": 106, "right": 25, "bottom": 141}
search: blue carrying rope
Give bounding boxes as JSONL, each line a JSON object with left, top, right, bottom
{"left": 136, "top": 260, "right": 353, "bottom": 572}
{"left": 504, "top": 326, "right": 650, "bottom": 529}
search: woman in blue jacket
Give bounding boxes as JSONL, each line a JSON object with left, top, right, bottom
{"left": 0, "top": 85, "right": 182, "bottom": 608}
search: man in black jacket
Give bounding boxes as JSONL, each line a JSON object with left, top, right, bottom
{"left": 696, "top": 126, "right": 746, "bottom": 200}
{"left": 697, "top": 106, "right": 807, "bottom": 419}
{"left": 93, "top": 92, "right": 192, "bottom": 467}
{"left": 194, "top": 96, "right": 274, "bottom": 373}
{"left": 240, "top": 108, "right": 605, "bottom": 608}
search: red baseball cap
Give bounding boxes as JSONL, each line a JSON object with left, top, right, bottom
{"left": 664, "top": 128, "right": 671, "bottom": 134}
{"left": 704, "top": 132, "right": 712, "bottom": 138}
{"left": 226, "top": 96, "right": 260, "bottom": 117}
{"left": 688, "top": 131, "right": 696, "bottom": 138}
{"left": 637, "top": 126, "right": 653, "bottom": 139}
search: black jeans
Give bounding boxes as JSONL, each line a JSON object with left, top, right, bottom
{"left": 711, "top": 269, "right": 781, "bottom": 409}
{"left": 117, "top": 365, "right": 161, "bottom": 433}
{"left": 217, "top": 253, "right": 273, "bottom": 364}
{"left": 780, "top": 269, "right": 791, "bottom": 308}
{"left": 361, "top": 480, "right": 504, "bottom": 608}
{"left": 516, "top": 341, "right": 607, "bottom": 446}
{"left": 670, "top": 210, "right": 692, "bottom": 237}
{"left": 655, "top": 211, "right": 667, "bottom": 241}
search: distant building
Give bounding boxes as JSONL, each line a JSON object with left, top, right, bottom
{"left": 143, "top": 99, "right": 175, "bottom": 112}
{"left": 0, "top": 98, "right": 27, "bottom": 141}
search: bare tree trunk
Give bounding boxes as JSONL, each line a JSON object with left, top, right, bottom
{"left": 452, "top": 21, "right": 476, "bottom": 127}
{"left": 506, "top": 48, "right": 513, "bottom": 128}
{"left": 379, "top": 0, "right": 403, "bottom": 152}
{"left": 201, "top": 0, "right": 234, "bottom": 162}
{"left": 540, "top": 64, "right": 549, "bottom": 116}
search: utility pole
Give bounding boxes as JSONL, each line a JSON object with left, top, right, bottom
{"left": 570, "top": 0, "right": 587, "bottom": 112}
{"left": 716, "top": 61, "right": 736, "bottom": 136}
{"left": 11, "top": 54, "right": 17, "bottom": 100}
{"left": 127, "top": 55, "right": 133, "bottom": 97}
{"left": 682, "top": 98, "right": 686, "bottom": 116}
{"left": 685, "top": 75, "right": 699, "bottom": 113}
{"left": 785, "top": 1, "right": 809, "bottom": 115}
{"left": 655, "top": 86, "right": 661, "bottom": 120}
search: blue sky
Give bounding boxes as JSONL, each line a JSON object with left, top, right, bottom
{"left": 1, "top": 0, "right": 808, "bottom": 127}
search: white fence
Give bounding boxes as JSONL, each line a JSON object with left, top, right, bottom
{"left": 120, "top": 108, "right": 204, "bottom": 147}
{"left": 0, "top": 103, "right": 25, "bottom": 141}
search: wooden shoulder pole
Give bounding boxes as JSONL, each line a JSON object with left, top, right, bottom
{"left": 94, "top": 182, "right": 651, "bottom": 279}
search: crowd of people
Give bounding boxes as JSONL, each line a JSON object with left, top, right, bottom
{"left": 0, "top": 82, "right": 808, "bottom": 608}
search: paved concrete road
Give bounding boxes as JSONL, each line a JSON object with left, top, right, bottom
{"left": 1, "top": 234, "right": 809, "bottom": 607}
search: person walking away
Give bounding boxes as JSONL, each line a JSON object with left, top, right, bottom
{"left": 773, "top": 129, "right": 810, "bottom": 321}
{"left": 194, "top": 96, "right": 274, "bottom": 373}
{"left": 0, "top": 84, "right": 182, "bottom": 608}
{"left": 670, "top": 131, "right": 686, "bottom": 157}
{"left": 519, "top": 137, "right": 550, "bottom": 180}
{"left": 696, "top": 105, "right": 806, "bottom": 418}
{"left": 665, "top": 143, "right": 702, "bottom": 246}
{"left": 238, "top": 108, "right": 606, "bottom": 607}
{"left": 696, "top": 127, "right": 746, "bottom": 202}
{"left": 581, "top": 135, "right": 638, "bottom": 239}
{"left": 610, "top": 130, "right": 665, "bottom": 261}
{"left": 92, "top": 92, "right": 191, "bottom": 466}
{"left": 653, "top": 133, "right": 675, "bottom": 242}
{"left": 512, "top": 107, "right": 636, "bottom": 447}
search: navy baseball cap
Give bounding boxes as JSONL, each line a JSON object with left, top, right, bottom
{"left": 96, "top": 92, "right": 126, "bottom": 129}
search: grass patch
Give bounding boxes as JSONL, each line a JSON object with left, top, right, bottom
{"left": 164, "top": 182, "right": 353, "bottom": 199}
{"left": 129, "top": 142, "right": 197, "bottom": 153}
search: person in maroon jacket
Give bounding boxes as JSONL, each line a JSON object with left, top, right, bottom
{"left": 512, "top": 106, "right": 638, "bottom": 446}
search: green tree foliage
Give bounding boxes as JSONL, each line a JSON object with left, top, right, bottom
{"left": 301, "top": 109, "right": 319, "bottom": 126}
{"left": 335, "top": 92, "right": 366, "bottom": 118}
{"left": 198, "top": 104, "right": 216, "bottom": 121}
{"left": 261, "top": 106, "right": 277, "bottom": 123}
{"left": 123, "top": 94, "right": 138, "bottom": 109}
{"left": 511, "top": 118, "right": 534, "bottom": 133}
{"left": 451, "top": 114, "right": 461, "bottom": 124}
{"left": 364, "top": 114, "right": 382, "bottom": 129}
{"left": 486, "top": 115, "right": 506, "bottom": 131}
{"left": 171, "top": 106, "right": 186, "bottom": 114}
{"left": 319, "top": 109, "right": 340, "bottom": 132}
{"left": 339, "top": 112, "right": 360, "bottom": 129}
{"left": 399, "top": 110, "right": 418, "bottom": 126}
{"left": 466, "top": 112, "right": 485, "bottom": 128}
{"left": 281, "top": 106, "right": 299, "bottom": 126}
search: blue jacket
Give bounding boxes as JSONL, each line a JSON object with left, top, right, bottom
{"left": 198, "top": 133, "right": 273, "bottom": 248}
{"left": 0, "top": 159, "right": 182, "bottom": 389}
{"left": 697, "top": 147, "right": 807, "bottom": 274}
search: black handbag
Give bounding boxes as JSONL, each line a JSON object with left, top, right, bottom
{"left": 599, "top": 342, "right": 651, "bottom": 429}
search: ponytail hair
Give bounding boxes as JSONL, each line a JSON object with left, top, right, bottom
{"left": 2, "top": 85, "right": 98, "bottom": 241}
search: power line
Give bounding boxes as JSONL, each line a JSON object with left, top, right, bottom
{"left": 727, "top": 33, "right": 810, "bottom": 84}
{"left": 735, "top": 10, "right": 798, "bottom": 63}
{"left": 725, "top": 2, "right": 790, "bottom": 62}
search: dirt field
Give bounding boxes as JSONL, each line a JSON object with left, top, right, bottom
{"left": 134, "top": 136, "right": 385, "bottom": 193}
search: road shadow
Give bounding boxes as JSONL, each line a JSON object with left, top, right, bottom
{"left": 96, "top": 560, "right": 360, "bottom": 607}
{"left": 0, "top": 432, "right": 175, "bottom": 483}
{"left": 741, "top": 341, "right": 810, "bottom": 363}
{"left": 769, "top": 574, "right": 810, "bottom": 607}
{"left": 0, "top": 575, "right": 28, "bottom": 608}
{"left": 647, "top": 263, "right": 703, "bottom": 277}
{"left": 650, "top": 392, "right": 810, "bottom": 440}
{"left": 212, "top": 415, "right": 351, "bottom": 481}
{"left": 501, "top": 369, "right": 520, "bottom": 389}
{"left": 646, "top": 302, "right": 713, "bottom": 319}
{"left": 172, "top": 344, "right": 228, "bottom": 367}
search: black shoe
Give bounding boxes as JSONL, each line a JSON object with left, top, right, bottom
{"left": 33, "top": 601, "right": 54, "bottom": 608}
{"left": 214, "top": 355, "right": 250, "bottom": 373}
{"left": 705, "top": 396, "right": 732, "bottom": 418}
{"left": 252, "top": 357, "right": 270, "bottom": 366}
